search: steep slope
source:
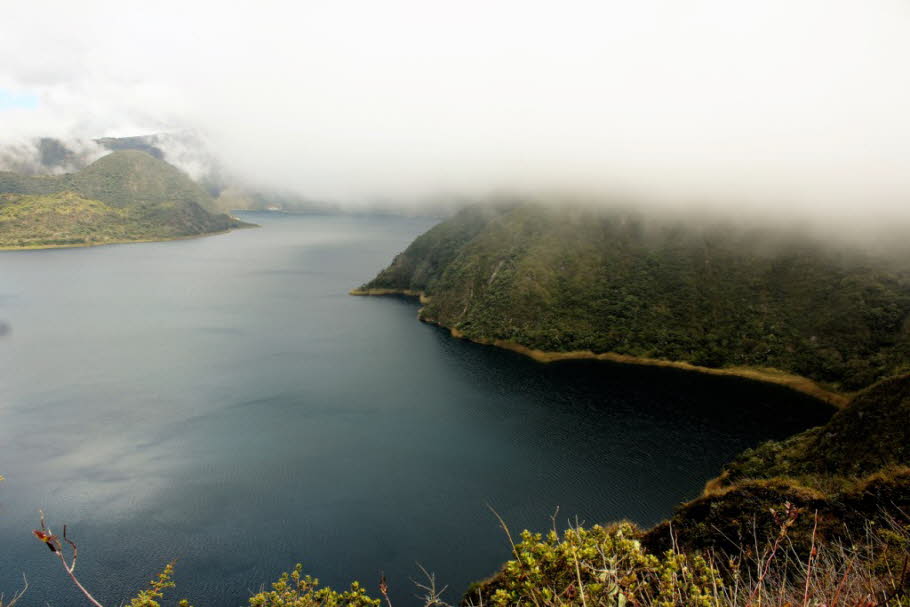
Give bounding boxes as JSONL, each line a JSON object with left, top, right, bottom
{"left": 0, "top": 150, "right": 250, "bottom": 248}
{"left": 718, "top": 373, "right": 910, "bottom": 487}
{"left": 643, "top": 373, "right": 910, "bottom": 556}
{"left": 356, "top": 203, "right": 910, "bottom": 393}
{"left": 65, "top": 149, "right": 219, "bottom": 212}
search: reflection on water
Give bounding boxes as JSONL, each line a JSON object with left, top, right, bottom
{"left": 0, "top": 212, "right": 831, "bottom": 606}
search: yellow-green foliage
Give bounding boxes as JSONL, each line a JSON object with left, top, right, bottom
{"left": 0, "top": 191, "right": 122, "bottom": 220}
{"left": 0, "top": 192, "right": 127, "bottom": 244}
{"left": 0, "top": 189, "right": 241, "bottom": 248}
{"left": 0, "top": 192, "right": 152, "bottom": 247}
{"left": 476, "top": 514, "right": 910, "bottom": 607}
{"left": 127, "top": 563, "right": 193, "bottom": 607}
{"left": 473, "top": 523, "right": 721, "bottom": 607}
{"left": 248, "top": 564, "right": 380, "bottom": 607}
{"left": 104, "top": 562, "right": 378, "bottom": 607}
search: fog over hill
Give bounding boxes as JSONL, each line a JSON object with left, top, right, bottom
{"left": 0, "top": 132, "right": 212, "bottom": 180}
{"left": 1, "top": 1, "right": 909, "bottom": 231}
{"left": 0, "top": 133, "right": 342, "bottom": 214}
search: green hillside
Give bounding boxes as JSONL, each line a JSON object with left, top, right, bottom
{"left": 718, "top": 372, "right": 910, "bottom": 489}
{"left": 0, "top": 150, "right": 250, "bottom": 248}
{"left": 357, "top": 203, "right": 910, "bottom": 393}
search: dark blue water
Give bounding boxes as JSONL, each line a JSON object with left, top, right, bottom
{"left": 0, "top": 212, "right": 831, "bottom": 606}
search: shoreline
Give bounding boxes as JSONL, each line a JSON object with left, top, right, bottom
{"left": 0, "top": 222, "right": 258, "bottom": 252}
{"left": 350, "top": 287, "right": 850, "bottom": 408}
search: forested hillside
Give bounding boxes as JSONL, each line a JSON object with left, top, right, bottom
{"left": 358, "top": 203, "right": 910, "bottom": 392}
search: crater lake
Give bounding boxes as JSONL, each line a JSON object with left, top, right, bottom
{"left": 0, "top": 212, "right": 831, "bottom": 606}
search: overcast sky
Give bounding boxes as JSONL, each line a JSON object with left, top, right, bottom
{"left": 2, "top": 0, "right": 909, "bottom": 220}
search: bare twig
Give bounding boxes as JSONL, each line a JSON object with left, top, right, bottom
{"left": 571, "top": 547, "right": 588, "bottom": 607}
{"left": 412, "top": 563, "right": 450, "bottom": 607}
{"left": 0, "top": 573, "right": 28, "bottom": 607}
{"left": 802, "top": 510, "right": 819, "bottom": 607}
{"left": 485, "top": 504, "right": 542, "bottom": 607}
{"left": 33, "top": 512, "right": 104, "bottom": 607}
{"left": 379, "top": 571, "right": 393, "bottom": 607}
{"left": 486, "top": 503, "right": 521, "bottom": 564}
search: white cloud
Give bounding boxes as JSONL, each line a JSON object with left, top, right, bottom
{"left": 1, "top": 0, "right": 909, "bottom": 221}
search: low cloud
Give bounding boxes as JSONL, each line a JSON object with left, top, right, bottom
{"left": 1, "top": 0, "right": 909, "bottom": 228}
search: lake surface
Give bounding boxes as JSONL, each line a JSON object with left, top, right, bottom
{"left": 0, "top": 212, "right": 831, "bottom": 606}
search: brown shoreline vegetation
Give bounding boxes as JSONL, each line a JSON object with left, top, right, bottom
{"left": 350, "top": 287, "right": 849, "bottom": 408}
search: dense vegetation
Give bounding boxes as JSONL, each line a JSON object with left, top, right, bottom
{"left": 0, "top": 151, "right": 250, "bottom": 248}
{"left": 468, "top": 517, "right": 909, "bottom": 607}
{"left": 359, "top": 203, "right": 910, "bottom": 392}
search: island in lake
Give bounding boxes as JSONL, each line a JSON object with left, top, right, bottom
{"left": 0, "top": 149, "right": 253, "bottom": 249}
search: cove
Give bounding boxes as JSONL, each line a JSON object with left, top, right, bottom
{"left": 0, "top": 212, "right": 832, "bottom": 607}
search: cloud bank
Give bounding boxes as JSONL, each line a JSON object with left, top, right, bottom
{"left": 1, "top": 0, "right": 909, "bottom": 222}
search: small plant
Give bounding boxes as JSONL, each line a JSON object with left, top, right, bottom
{"left": 473, "top": 521, "right": 721, "bottom": 607}
{"left": 248, "top": 564, "right": 380, "bottom": 607}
